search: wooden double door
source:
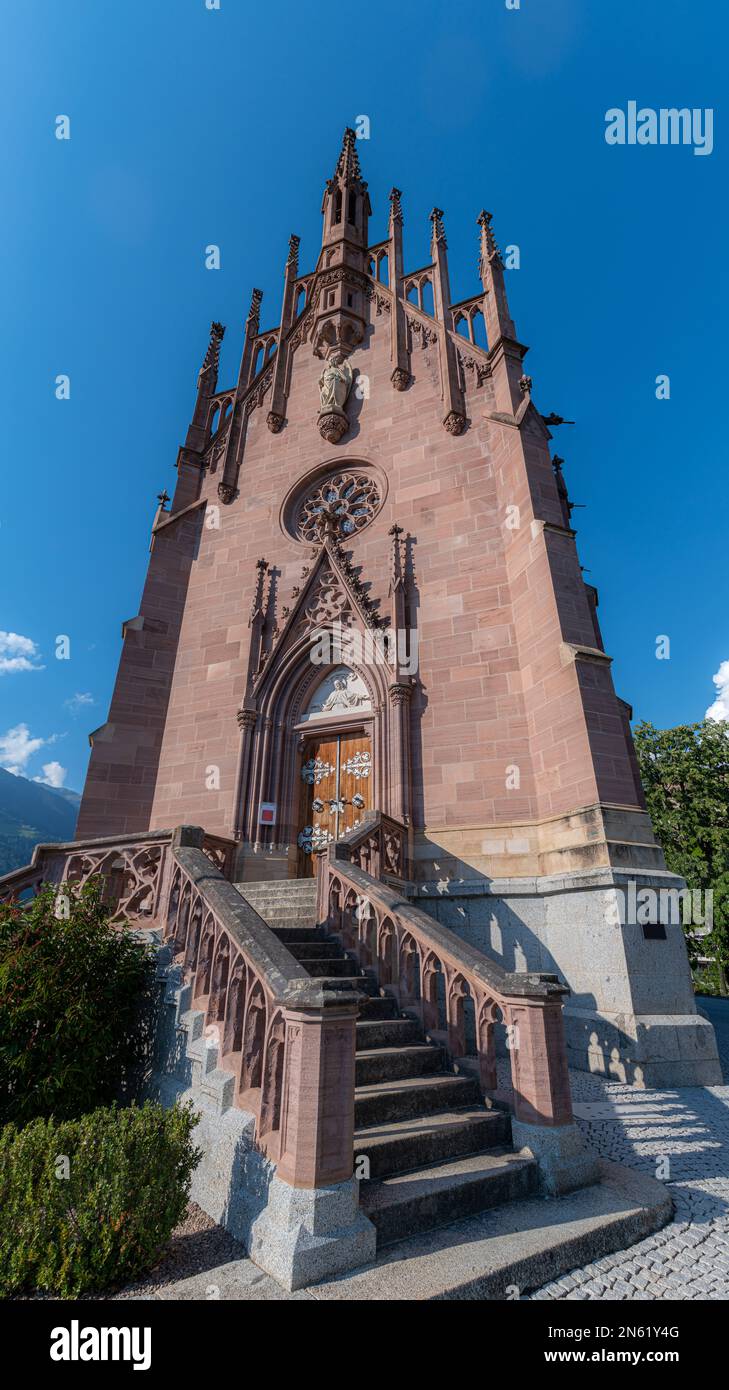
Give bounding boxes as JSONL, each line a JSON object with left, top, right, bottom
{"left": 297, "top": 732, "right": 372, "bottom": 874}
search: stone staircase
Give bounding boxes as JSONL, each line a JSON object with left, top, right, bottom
{"left": 235, "top": 878, "right": 538, "bottom": 1248}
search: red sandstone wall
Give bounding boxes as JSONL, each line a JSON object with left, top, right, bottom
{"left": 79, "top": 302, "right": 642, "bottom": 843}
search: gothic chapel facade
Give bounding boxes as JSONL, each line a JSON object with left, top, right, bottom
{"left": 77, "top": 130, "right": 719, "bottom": 1087}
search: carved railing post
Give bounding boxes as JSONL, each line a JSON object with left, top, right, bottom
{"left": 277, "top": 997, "right": 360, "bottom": 1188}
{"left": 503, "top": 998, "right": 574, "bottom": 1127}
{"left": 314, "top": 848, "right": 328, "bottom": 927}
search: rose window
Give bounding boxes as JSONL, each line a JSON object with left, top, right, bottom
{"left": 297, "top": 473, "right": 382, "bottom": 543}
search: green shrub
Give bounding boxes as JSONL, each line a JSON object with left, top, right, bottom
{"left": 0, "top": 1101, "right": 201, "bottom": 1297}
{"left": 0, "top": 879, "right": 155, "bottom": 1124}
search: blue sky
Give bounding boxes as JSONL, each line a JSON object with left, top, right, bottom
{"left": 1, "top": 0, "right": 726, "bottom": 794}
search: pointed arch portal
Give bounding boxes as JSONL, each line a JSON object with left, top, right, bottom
{"left": 233, "top": 534, "right": 413, "bottom": 878}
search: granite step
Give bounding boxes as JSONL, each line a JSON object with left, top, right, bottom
{"left": 356, "top": 995, "right": 401, "bottom": 1021}
{"left": 353, "top": 1107, "right": 512, "bottom": 1180}
{"left": 246, "top": 907, "right": 318, "bottom": 924}
{"left": 236, "top": 884, "right": 316, "bottom": 902}
{"left": 360, "top": 1149, "right": 538, "bottom": 1246}
{"left": 317, "top": 974, "right": 379, "bottom": 996}
{"left": 263, "top": 915, "right": 318, "bottom": 931}
{"left": 285, "top": 939, "right": 342, "bottom": 960}
{"left": 355, "top": 1044, "right": 445, "bottom": 1087}
{"left": 356, "top": 1017, "right": 422, "bottom": 1049}
{"left": 272, "top": 926, "right": 323, "bottom": 944}
{"left": 236, "top": 878, "right": 315, "bottom": 892}
{"left": 304, "top": 956, "right": 365, "bottom": 978}
{"left": 354, "top": 1073, "right": 481, "bottom": 1127}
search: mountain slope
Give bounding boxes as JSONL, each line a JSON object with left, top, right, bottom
{"left": 0, "top": 768, "right": 80, "bottom": 876}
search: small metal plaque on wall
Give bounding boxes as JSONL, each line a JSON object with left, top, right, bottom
{"left": 259, "top": 802, "right": 277, "bottom": 826}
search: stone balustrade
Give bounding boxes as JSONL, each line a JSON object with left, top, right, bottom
{"left": 0, "top": 828, "right": 172, "bottom": 923}
{"left": 317, "top": 814, "right": 575, "bottom": 1129}
{"left": 342, "top": 809, "right": 409, "bottom": 884}
{"left": 166, "top": 828, "right": 359, "bottom": 1188}
{"left": 1, "top": 813, "right": 577, "bottom": 1191}
{"left": 0, "top": 825, "right": 361, "bottom": 1192}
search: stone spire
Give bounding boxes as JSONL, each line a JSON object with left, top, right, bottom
{"left": 428, "top": 208, "right": 466, "bottom": 435}
{"left": 182, "top": 320, "right": 225, "bottom": 458}
{"left": 429, "top": 207, "right": 447, "bottom": 247}
{"left": 320, "top": 127, "right": 371, "bottom": 252}
{"left": 313, "top": 129, "right": 372, "bottom": 362}
{"left": 477, "top": 210, "right": 516, "bottom": 343}
{"left": 237, "top": 288, "right": 263, "bottom": 393}
{"left": 388, "top": 189, "right": 410, "bottom": 391}
{"left": 334, "top": 126, "right": 363, "bottom": 182}
{"left": 476, "top": 210, "right": 523, "bottom": 413}
{"left": 267, "top": 236, "right": 301, "bottom": 433}
{"left": 197, "top": 321, "right": 225, "bottom": 396}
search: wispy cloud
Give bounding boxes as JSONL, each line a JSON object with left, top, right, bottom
{"left": 64, "top": 691, "right": 95, "bottom": 715}
{"left": 706, "top": 660, "right": 729, "bottom": 722}
{"left": 34, "top": 760, "right": 67, "bottom": 789}
{"left": 0, "top": 631, "right": 44, "bottom": 675}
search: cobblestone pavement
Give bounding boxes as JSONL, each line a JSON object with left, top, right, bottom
{"left": 529, "top": 998, "right": 729, "bottom": 1300}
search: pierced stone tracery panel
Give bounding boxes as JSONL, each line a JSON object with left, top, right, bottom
{"left": 297, "top": 472, "right": 382, "bottom": 543}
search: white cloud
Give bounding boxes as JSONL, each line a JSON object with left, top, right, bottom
{"left": 64, "top": 691, "right": 95, "bottom": 714}
{"left": 706, "top": 660, "right": 729, "bottom": 722}
{"left": 0, "top": 631, "right": 44, "bottom": 675}
{"left": 35, "top": 760, "right": 67, "bottom": 788}
{"left": 0, "top": 723, "right": 47, "bottom": 775}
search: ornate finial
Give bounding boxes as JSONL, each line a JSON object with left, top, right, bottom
{"left": 199, "top": 321, "right": 225, "bottom": 386}
{"left": 477, "top": 210, "right": 503, "bottom": 272}
{"left": 246, "top": 288, "right": 263, "bottom": 334}
{"left": 389, "top": 523, "right": 405, "bottom": 589}
{"left": 389, "top": 187, "right": 403, "bottom": 226}
{"left": 286, "top": 234, "right": 301, "bottom": 272}
{"left": 430, "top": 207, "right": 447, "bottom": 247}
{"left": 156, "top": 489, "right": 170, "bottom": 511}
{"left": 519, "top": 374, "right": 532, "bottom": 396}
{"left": 335, "top": 127, "right": 362, "bottom": 181}
{"left": 249, "top": 557, "right": 268, "bottom": 624}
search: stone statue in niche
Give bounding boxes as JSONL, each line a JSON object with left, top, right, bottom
{"left": 319, "top": 353, "right": 352, "bottom": 411}
{"left": 318, "top": 352, "right": 353, "bottom": 443}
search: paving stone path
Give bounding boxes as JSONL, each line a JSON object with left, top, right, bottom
{"left": 529, "top": 997, "right": 729, "bottom": 1301}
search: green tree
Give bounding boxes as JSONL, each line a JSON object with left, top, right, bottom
{"left": 633, "top": 719, "right": 729, "bottom": 994}
{"left": 0, "top": 878, "right": 155, "bottom": 1124}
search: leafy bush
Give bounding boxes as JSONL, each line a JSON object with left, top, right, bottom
{"left": 0, "top": 879, "right": 155, "bottom": 1125}
{"left": 634, "top": 719, "right": 729, "bottom": 994}
{"left": 0, "top": 1101, "right": 201, "bottom": 1297}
